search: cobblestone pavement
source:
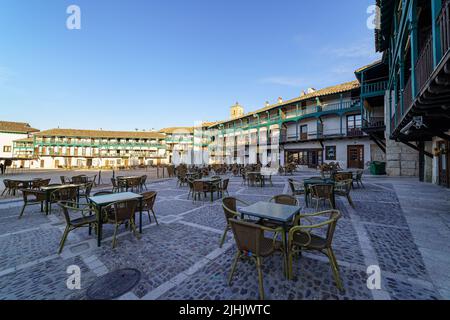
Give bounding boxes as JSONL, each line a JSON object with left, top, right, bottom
{"left": 0, "top": 171, "right": 449, "bottom": 300}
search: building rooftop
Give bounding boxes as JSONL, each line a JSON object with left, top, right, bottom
{"left": 209, "top": 80, "right": 360, "bottom": 127}
{"left": 0, "top": 121, "right": 39, "bottom": 134}
{"left": 35, "top": 128, "right": 166, "bottom": 140}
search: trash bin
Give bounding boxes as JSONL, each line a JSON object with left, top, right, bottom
{"left": 370, "top": 161, "right": 386, "bottom": 175}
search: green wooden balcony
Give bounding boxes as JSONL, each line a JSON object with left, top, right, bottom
{"left": 361, "top": 81, "right": 388, "bottom": 98}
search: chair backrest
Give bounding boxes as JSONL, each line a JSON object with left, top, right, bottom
{"left": 288, "top": 179, "right": 296, "bottom": 194}
{"left": 3, "top": 179, "right": 10, "bottom": 188}
{"left": 229, "top": 219, "right": 264, "bottom": 256}
{"left": 111, "top": 178, "right": 118, "bottom": 188}
{"left": 337, "top": 179, "right": 352, "bottom": 195}
{"left": 84, "top": 182, "right": 94, "bottom": 196}
{"left": 334, "top": 172, "right": 353, "bottom": 182}
{"left": 51, "top": 187, "right": 78, "bottom": 203}
{"left": 141, "top": 191, "right": 157, "bottom": 210}
{"left": 222, "top": 178, "right": 229, "bottom": 190}
{"left": 141, "top": 175, "right": 147, "bottom": 185}
{"left": 112, "top": 199, "right": 139, "bottom": 223}
{"left": 356, "top": 170, "right": 363, "bottom": 179}
{"left": 222, "top": 197, "right": 238, "bottom": 220}
{"left": 270, "top": 194, "right": 298, "bottom": 206}
{"left": 72, "top": 175, "right": 88, "bottom": 184}
{"left": 193, "top": 181, "right": 204, "bottom": 192}
{"left": 60, "top": 176, "right": 69, "bottom": 184}
{"left": 310, "top": 184, "right": 334, "bottom": 198}
{"left": 40, "top": 179, "right": 51, "bottom": 187}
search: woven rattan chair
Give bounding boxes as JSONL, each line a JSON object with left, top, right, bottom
{"left": 1, "top": 179, "right": 12, "bottom": 197}
{"left": 18, "top": 189, "right": 47, "bottom": 219}
{"left": 57, "top": 202, "right": 98, "bottom": 254}
{"left": 32, "top": 179, "right": 51, "bottom": 189}
{"left": 60, "top": 176, "right": 71, "bottom": 185}
{"left": 354, "top": 170, "right": 364, "bottom": 188}
{"left": 310, "top": 184, "right": 334, "bottom": 210}
{"left": 220, "top": 197, "right": 249, "bottom": 248}
{"left": 334, "top": 172, "right": 353, "bottom": 183}
{"left": 72, "top": 175, "right": 88, "bottom": 184}
{"left": 258, "top": 195, "right": 300, "bottom": 229}
{"left": 217, "top": 178, "right": 230, "bottom": 198}
{"left": 288, "top": 179, "right": 305, "bottom": 196}
{"left": 49, "top": 186, "right": 78, "bottom": 213}
{"left": 78, "top": 182, "right": 94, "bottom": 203}
{"left": 102, "top": 199, "right": 140, "bottom": 248}
{"left": 228, "top": 219, "right": 285, "bottom": 300}
{"left": 288, "top": 210, "right": 343, "bottom": 290}
{"left": 192, "top": 181, "right": 207, "bottom": 202}
{"left": 335, "top": 179, "right": 354, "bottom": 208}
{"left": 140, "top": 191, "right": 158, "bottom": 225}
{"left": 140, "top": 175, "right": 148, "bottom": 191}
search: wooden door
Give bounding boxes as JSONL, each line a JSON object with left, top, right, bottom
{"left": 438, "top": 141, "right": 449, "bottom": 188}
{"left": 348, "top": 145, "right": 364, "bottom": 169}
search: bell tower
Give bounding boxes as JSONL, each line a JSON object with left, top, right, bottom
{"left": 230, "top": 102, "right": 244, "bottom": 120}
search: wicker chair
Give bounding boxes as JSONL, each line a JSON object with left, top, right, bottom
{"left": 1, "top": 179, "right": 12, "bottom": 197}
{"left": 32, "top": 179, "right": 51, "bottom": 189}
{"left": 140, "top": 175, "right": 148, "bottom": 191}
{"left": 217, "top": 178, "right": 230, "bottom": 198}
{"left": 111, "top": 178, "right": 120, "bottom": 193}
{"left": 288, "top": 179, "right": 305, "bottom": 196}
{"left": 49, "top": 186, "right": 78, "bottom": 214}
{"left": 72, "top": 175, "right": 88, "bottom": 184}
{"left": 57, "top": 202, "right": 98, "bottom": 254}
{"left": 335, "top": 179, "right": 354, "bottom": 208}
{"left": 258, "top": 195, "right": 299, "bottom": 229}
{"left": 140, "top": 191, "right": 158, "bottom": 225}
{"left": 334, "top": 172, "right": 353, "bottom": 182}
{"left": 60, "top": 176, "right": 71, "bottom": 185}
{"left": 220, "top": 197, "right": 249, "bottom": 248}
{"left": 287, "top": 210, "right": 343, "bottom": 290}
{"left": 228, "top": 219, "right": 285, "bottom": 300}
{"left": 79, "top": 182, "right": 94, "bottom": 203}
{"left": 18, "top": 189, "right": 47, "bottom": 219}
{"left": 102, "top": 199, "right": 140, "bottom": 248}
{"left": 192, "top": 181, "right": 206, "bottom": 202}
{"left": 310, "top": 184, "right": 334, "bottom": 210}
{"left": 354, "top": 170, "right": 364, "bottom": 188}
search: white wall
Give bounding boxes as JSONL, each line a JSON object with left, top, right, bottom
{"left": 0, "top": 132, "right": 29, "bottom": 158}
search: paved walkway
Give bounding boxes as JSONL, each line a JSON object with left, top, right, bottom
{"left": 0, "top": 172, "right": 448, "bottom": 300}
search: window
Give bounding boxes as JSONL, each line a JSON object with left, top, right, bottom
{"left": 326, "top": 146, "right": 337, "bottom": 160}
{"left": 3, "top": 146, "right": 12, "bottom": 153}
{"left": 347, "top": 114, "right": 362, "bottom": 135}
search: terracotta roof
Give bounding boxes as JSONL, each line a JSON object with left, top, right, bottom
{"left": 210, "top": 80, "right": 360, "bottom": 127}
{"left": 355, "top": 60, "right": 382, "bottom": 73}
{"left": 159, "top": 127, "right": 195, "bottom": 134}
{"left": 13, "top": 137, "right": 33, "bottom": 143}
{"left": 36, "top": 128, "right": 165, "bottom": 139}
{"left": 0, "top": 121, "right": 39, "bottom": 134}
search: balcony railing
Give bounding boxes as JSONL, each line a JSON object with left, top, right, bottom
{"left": 281, "top": 127, "right": 363, "bottom": 142}
{"left": 363, "top": 116, "right": 385, "bottom": 129}
{"left": 402, "top": 76, "right": 413, "bottom": 114}
{"left": 361, "top": 81, "right": 388, "bottom": 96}
{"left": 439, "top": 0, "right": 450, "bottom": 57}
{"left": 416, "top": 32, "right": 434, "bottom": 94}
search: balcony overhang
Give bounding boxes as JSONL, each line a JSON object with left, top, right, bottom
{"left": 391, "top": 51, "right": 450, "bottom": 141}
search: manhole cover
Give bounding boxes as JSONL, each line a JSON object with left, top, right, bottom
{"left": 87, "top": 268, "right": 141, "bottom": 300}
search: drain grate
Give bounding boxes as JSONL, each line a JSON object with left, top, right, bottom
{"left": 86, "top": 268, "right": 141, "bottom": 300}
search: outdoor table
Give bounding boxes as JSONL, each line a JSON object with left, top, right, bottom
{"left": 303, "top": 178, "right": 336, "bottom": 208}
{"left": 239, "top": 201, "right": 302, "bottom": 279}
{"left": 8, "top": 179, "right": 42, "bottom": 196}
{"left": 88, "top": 192, "right": 144, "bottom": 247}
{"left": 195, "top": 177, "right": 221, "bottom": 202}
{"left": 40, "top": 184, "right": 84, "bottom": 215}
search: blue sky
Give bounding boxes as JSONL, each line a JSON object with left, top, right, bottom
{"left": 0, "top": 0, "right": 379, "bottom": 131}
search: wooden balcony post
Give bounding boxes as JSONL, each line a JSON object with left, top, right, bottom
{"left": 410, "top": 0, "right": 419, "bottom": 98}
{"left": 431, "top": 0, "right": 443, "bottom": 67}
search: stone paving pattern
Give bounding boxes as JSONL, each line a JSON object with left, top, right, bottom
{"left": 0, "top": 170, "right": 449, "bottom": 300}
